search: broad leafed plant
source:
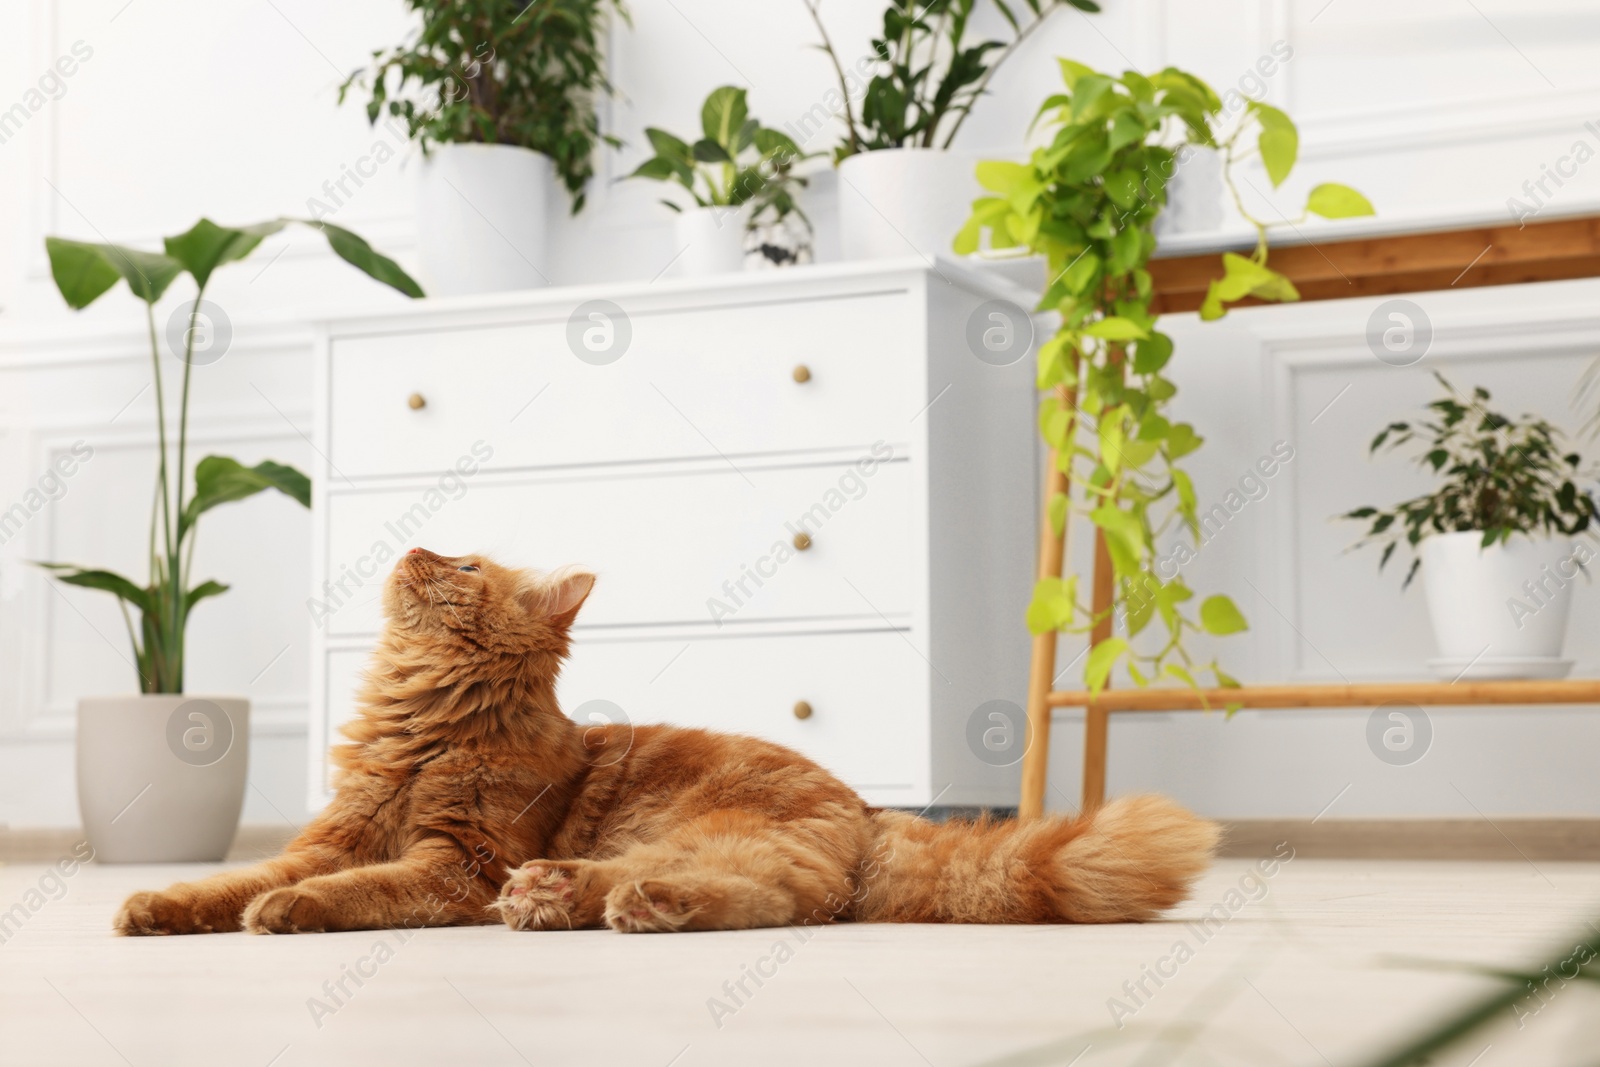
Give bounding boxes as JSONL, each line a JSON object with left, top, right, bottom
{"left": 41, "top": 220, "right": 422, "bottom": 693}
{"left": 956, "top": 60, "right": 1373, "bottom": 699}
{"left": 628, "top": 85, "right": 816, "bottom": 224}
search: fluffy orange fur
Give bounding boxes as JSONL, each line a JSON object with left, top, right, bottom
{"left": 114, "top": 549, "right": 1218, "bottom": 936}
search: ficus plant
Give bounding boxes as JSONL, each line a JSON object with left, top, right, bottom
{"left": 339, "top": 0, "right": 627, "bottom": 212}
{"left": 40, "top": 219, "right": 422, "bottom": 694}
{"left": 628, "top": 86, "right": 816, "bottom": 224}
{"left": 955, "top": 60, "right": 1373, "bottom": 700}
{"left": 805, "top": 0, "right": 1101, "bottom": 162}
{"left": 1343, "top": 373, "right": 1598, "bottom": 588}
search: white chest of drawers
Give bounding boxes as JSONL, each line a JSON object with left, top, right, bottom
{"left": 308, "top": 259, "right": 1037, "bottom": 810}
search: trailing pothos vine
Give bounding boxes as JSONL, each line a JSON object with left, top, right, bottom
{"left": 956, "top": 60, "right": 1374, "bottom": 700}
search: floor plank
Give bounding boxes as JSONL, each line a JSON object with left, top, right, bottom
{"left": 1, "top": 856, "right": 1597, "bottom": 1066}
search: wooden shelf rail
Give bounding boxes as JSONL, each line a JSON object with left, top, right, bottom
{"left": 1019, "top": 212, "right": 1600, "bottom": 820}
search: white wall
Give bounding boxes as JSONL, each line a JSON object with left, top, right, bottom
{"left": 3, "top": 0, "right": 1600, "bottom": 825}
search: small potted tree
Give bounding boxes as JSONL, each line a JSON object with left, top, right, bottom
{"left": 1344, "top": 375, "right": 1597, "bottom": 679}
{"left": 628, "top": 86, "right": 814, "bottom": 277}
{"left": 42, "top": 220, "right": 420, "bottom": 862}
{"left": 805, "top": 0, "right": 1099, "bottom": 261}
{"left": 340, "top": 0, "right": 625, "bottom": 294}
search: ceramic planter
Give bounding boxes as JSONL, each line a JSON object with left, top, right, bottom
{"left": 77, "top": 695, "right": 249, "bottom": 863}
{"left": 415, "top": 143, "right": 554, "bottom": 296}
{"left": 665, "top": 205, "right": 748, "bottom": 279}
{"left": 1419, "top": 531, "right": 1583, "bottom": 679}
{"left": 836, "top": 148, "right": 979, "bottom": 262}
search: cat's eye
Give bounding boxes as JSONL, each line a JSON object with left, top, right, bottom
{"left": 458, "top": 564, "right": 479, "bottom": 573}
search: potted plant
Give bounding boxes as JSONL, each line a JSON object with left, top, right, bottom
{"left": 804, "top": 0, "right": 1100, "bottom": 261}
{"left": 628, "top": 86, "right": 815, "bottom": 278}
{"left": 956, "top": 61, "right": 1372, "bottom": 701}
{"left": 340, "top": 0, "right": 625, "bottom": 295}
{"left": 1343, "top": 375, "right": 1597, "bottom": 679}
{"left": 41, "top": 220, "right": 421, "bottom": 862}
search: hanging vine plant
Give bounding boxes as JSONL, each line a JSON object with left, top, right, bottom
{"left": 956, "top": 60, "right": 1374, "bottom": 700}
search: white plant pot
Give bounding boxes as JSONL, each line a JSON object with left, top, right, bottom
{"left": 1419, "top": 531, "right": 1584, "bottom": 679}
{"left": 836, "top": 148, "right": 980, "bottom": 262}
{"left": 77, "top": 695, "right": 249, "bottom": 863}
{"left": 665, "top": 205, "right": 748, "bottom": 279}
{"left": 1153, "top": 145, "right": 1224, "bottom": 239}
{"left": 415, "top": 143, "right": 554, "bottom": 296}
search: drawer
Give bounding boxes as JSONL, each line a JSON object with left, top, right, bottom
{"left": 558, "top": 629, "right": 923, "bottom": 792}
{"left": 327, "top": 291, "right": 916, "bottom": 478}
{"left": 320, "top": 458, "right": 914, "bottom": 636}
{"left": 321, "top": 630, "right": 924, "bottom": 800}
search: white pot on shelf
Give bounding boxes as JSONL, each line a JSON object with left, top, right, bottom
{"left": 1418, "top": 531, "right": 1586, "bottom": 679}
{"left": 663, "top": 205, "right": 748, "bottom": 279}
{"left": 415, "top": 143, "right": 554, "bottom": 296}
{"left": 77, "top": 695, "right": 249, "bottom": 863}
{"left": 836, "top": 147, "right": 979, "bottom": 262}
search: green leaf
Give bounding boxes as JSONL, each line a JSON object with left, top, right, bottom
{"left": 700, "top": 85, "right": 748, "bottom": 154}
{"left": 164, "top": 218, "right": 286, "bottom": 288}
{"left": 45, "top": 238, "right": 184, "bottom": 308}
{"left": 185, "top": 580, "right": 231, "bottom": 613}
{"left": 691, "top": 138, "right": 732, "bottom": 164}
{"left": 1251, "top": 102, "right": 1298, "bottom": 187}
{"left": 1084, "top": 316, "right": 1148, "bottom": 341}
{"left": 1063, "top": 251, "right": 1101, "bottom": 295}
{"left": 1048, "top": 492, "right": 1069, "bottom": 538}
{"left": 1089, "top": 505, "right": 1145, "bottom": 576}
{"left": 976, "top": 160, "right": 1033, "bottom": 195}
{"left": 1132, "top": 331, "right": 1174, "bottom": 373}
{"left": 1305, "top": 182, "right": 1375, "bottom": 219}
{"left": 297, "top": 219, "right": 424, "bottom": 299}
{"left": 1026, "top": 575, "right": 1077, "bottom": 635}
{"left": 1058, "top": 58, "right": 1096, "bottom": 90}
{"left": 1167, "top": 422, "right": 1202, "bottom": 458}
{"left": 181, "top": 456, "right": 311, "bottom": 537}
{"left": 1199, "top": 594, "right": 1249, "bottom": 635}
{"left": 35, "top": 564, "right": 154, "bottom": 615}
{"left": 1085, "top": 637, "right": 1128, "bottom": 693}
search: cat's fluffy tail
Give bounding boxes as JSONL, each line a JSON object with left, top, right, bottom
{"left": 852, "top": 795, "right": 1219, "bottom": 924}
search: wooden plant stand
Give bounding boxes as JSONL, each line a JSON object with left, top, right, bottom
{"left": 1018, "top": 211, "right": 1600, "bottom": 818}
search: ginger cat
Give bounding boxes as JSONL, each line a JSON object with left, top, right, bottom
{"left": 115, "top": 548, "right": 1217, "bottom": 936}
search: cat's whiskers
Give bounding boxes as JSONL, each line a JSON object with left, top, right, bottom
{"left": 422, "top": 572, "right": 467, "bottom": 628}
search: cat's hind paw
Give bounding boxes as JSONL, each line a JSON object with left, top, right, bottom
{"left": 604, "top": 879, "right": 707, "bottom": 933}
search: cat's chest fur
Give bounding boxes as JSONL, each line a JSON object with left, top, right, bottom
{"left": 332, "top": 748, "right": 563, "bottom": 869}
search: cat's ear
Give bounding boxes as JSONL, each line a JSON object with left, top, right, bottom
{"left": 519, "top": 566, "right": 596, "bottom": 625}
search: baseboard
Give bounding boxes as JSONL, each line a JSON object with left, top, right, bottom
{"left": 6, "top": 820, "right": 1599, "bottom": 864}
{"left": 1220, "top": 819, "right": 1600, "bottom": 861}
{"left": 0, "top": 825, "right": 300, "bottom": 863}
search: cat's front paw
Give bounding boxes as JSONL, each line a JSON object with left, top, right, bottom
{"left": 493, "top": 861, "right": 582, "bottom": 931}
{"left": 244, "top": 886, "right": 331, "bottom": 934}
{"left": 114, "top": 889, "right": 229, "bottom": 936}
{"left": 604, "top": 879, "right": 707, "bottom": 933}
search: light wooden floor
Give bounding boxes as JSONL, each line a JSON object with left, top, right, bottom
{"left": 1, "top": 856, "right": 1597, "bottom": 1067}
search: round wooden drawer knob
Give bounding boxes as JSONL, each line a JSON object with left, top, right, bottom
{"left": 793, "top": 700, "right": 813, "bottom": 720}
{"left": 792, "top": 364, "right": 812, "bottom": 383}
{"left": 792, "top": 531, "right": 812, "bottom": 551}
{"left": 407, "top": 393, "right": 427, "bottom": 410}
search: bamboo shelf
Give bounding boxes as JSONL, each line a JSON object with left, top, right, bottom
{"left": 1019, "top": 212, "right": 1600, "bottom": 818}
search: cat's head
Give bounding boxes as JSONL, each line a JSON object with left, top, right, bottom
{"left": 383, "top": 548, "right": 595, "bottom": 651}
